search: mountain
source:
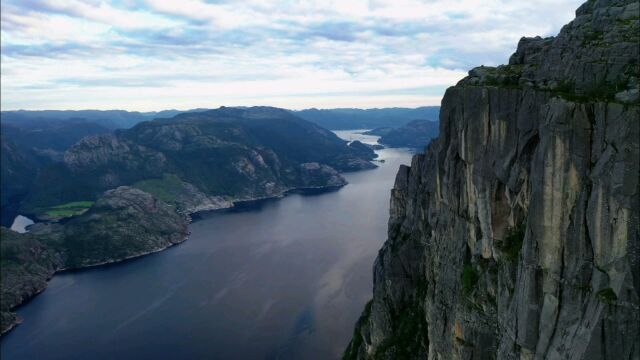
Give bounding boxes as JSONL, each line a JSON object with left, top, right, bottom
{"left": 0, "top": 120, "right": 112, "bottom": 226}
{"left": 1, "top": 107, "right": 440, "bottom": 132}
{"left": 293, "top": 107, "right": 440, "bottom": 130}
{"left": 19, "top": 106, "right": 376, "bottom": 219}
{"left": 0, "top": 186, "right": 189, "bottom": 334}
{"left": 1, "top": 110, "right": 151, "bottom": 130}
{"left": 0, "top": 109, "right": 210, "bottom": 131}
{"left": 0, "top": 106, "right": 378, "bottom": 335}
{"left": 345, "top": 1, "right": 639, "bottom": 359}
{"left": 0, "top": 135, "right": 52, "bottom": 226}
{"left": 364, "top": 119, "right": 439, "bottom": 148}
{"left": 1, "top": 121, "right": 111, "bottom": 157}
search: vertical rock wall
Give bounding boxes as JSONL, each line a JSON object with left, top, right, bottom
{"left": 345, "top": 1, "right": 639, "bottom": 359}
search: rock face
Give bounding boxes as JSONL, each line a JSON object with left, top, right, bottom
{"left": 345, "top": 1, "right": 639, "bottom": 359}
{"left": 0, "top": 187, "right": 189, "bottom": 334}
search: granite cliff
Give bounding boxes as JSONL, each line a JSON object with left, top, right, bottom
{"left": 345, "top": 1, "right": 639, "bottom": 359}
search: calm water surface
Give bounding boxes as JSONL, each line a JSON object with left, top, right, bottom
{"left": 1, "top": 131, "right": 413, "bottom": 360}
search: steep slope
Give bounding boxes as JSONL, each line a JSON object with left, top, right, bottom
{"left": 0, "top": 187, "right": 189, "bottom": 334}
{"left": 0, "top": 136, "right": 50, "bottom": 226}
{"left": 20, "top": 106, "right": 375, "bottom": 217}
{"left": 345, "top": 1, "right": 639, "bottom": 359}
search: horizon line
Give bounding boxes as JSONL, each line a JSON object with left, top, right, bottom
{"left": 0, "top": 104, "right": 442, "bottom": 113}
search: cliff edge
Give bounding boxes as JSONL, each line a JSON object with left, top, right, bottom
{"left": 345, "top": 0, "right": 639, "bottom": 359}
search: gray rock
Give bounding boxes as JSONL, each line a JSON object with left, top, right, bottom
{"left": 345, "top": 1, "right": 640, "bottom": 359}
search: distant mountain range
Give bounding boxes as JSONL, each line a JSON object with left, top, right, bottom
{"left": 1, "top": 106, "right": 440, "bottom": 132}
{"left": 1, "top": 105, "right": 436, "bottom": 225}
{"left": 293, "top": 107, "right": 440, "bottom": 130}
{"left": 363, "top": 119, "right": 440, "bottom": 149}
{"left": 0, "top": 109, "right": 209, "bottom": 130}
{"left": 1, "top": 106, "right": 377, "bottom": 225}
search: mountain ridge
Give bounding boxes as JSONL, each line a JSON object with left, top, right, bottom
{"left": 11, "top": 106, "right": 375, "bottom": 219}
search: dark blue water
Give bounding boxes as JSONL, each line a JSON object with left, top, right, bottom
{"left": 0, "top": 131, "right": 413, "bottom": 360}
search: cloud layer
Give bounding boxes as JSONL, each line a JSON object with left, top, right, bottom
{"left": 1, "top": 0, "right": 584, "bottom": 110}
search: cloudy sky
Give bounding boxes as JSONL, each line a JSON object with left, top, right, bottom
{"left": 1, "top": 0, "right": 584, "bottom": 111}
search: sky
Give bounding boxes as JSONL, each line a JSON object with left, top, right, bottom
{"left": 1, "top": 0, "right": 585, "bottom": 111}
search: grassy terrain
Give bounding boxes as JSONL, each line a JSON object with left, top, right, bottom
{"left": 133, "top": 174, "right": 184, "bottom": 204}
{"left": 44, "top": 201, "right": 94, "bottom": 218}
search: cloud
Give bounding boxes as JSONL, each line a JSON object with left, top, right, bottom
{"left": 1, "top": 0, "right": 585, "bottom": 110}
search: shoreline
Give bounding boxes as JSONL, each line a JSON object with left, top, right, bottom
{"left": 1, "top": 182, "right": 349, "bottom": 336}
{"left": 2, "top": 129, "right": 384, "bottom": 337}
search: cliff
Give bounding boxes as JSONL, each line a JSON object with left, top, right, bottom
{"left": 345, "top": 1, "right": 639, "bottom": 359}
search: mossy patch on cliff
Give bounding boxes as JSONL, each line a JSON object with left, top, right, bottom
{"left": 373, "top": 302, "right": 429, "bottom": 359}
{"left": 597, "top": 288, "right": 617, "bottom": 305}
{"left": 551, "top": 78, "right": 629, "bottom": 102}
{"left": 499, "top": 223, "right": 525, "bottom": 261}
{"left": 461, "top": 264, "right": 479, "bottom": 295}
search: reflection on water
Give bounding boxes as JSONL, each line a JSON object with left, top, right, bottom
{"left": 0, "top": 131, "right": 413, "bottom": 360}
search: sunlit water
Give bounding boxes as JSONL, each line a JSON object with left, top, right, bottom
{"left": 0, "top": 131, "right": 414, "bottom": 360}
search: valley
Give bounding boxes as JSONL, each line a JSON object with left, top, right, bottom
{"left": 0, "top": 131, "right": 413, "bottom": 360}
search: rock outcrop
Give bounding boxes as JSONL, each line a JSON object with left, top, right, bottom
{"left": 345, "top": 1, "right": 639, "bottom": 359}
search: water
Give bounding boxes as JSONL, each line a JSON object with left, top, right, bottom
{"left": 333, "top": 129, "right": 379, "bottom": 145}
{"left": 0, "top": 131, "right": 413, "bottom": 360}
{"left": 9, "top": 215, "right": 34, "bottom": 233}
